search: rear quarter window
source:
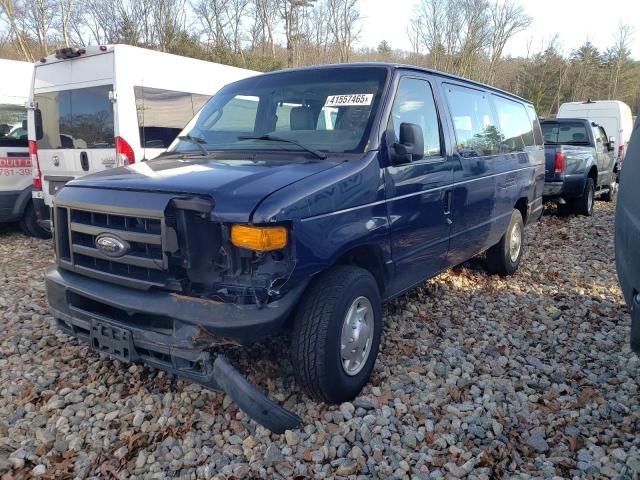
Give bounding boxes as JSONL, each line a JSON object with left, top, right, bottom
{"left": 0, "top": 104, "right": 28, "bottom": 148}
{"left": 493, "top": 95, "right": 534, "bottom": 153}
{"left": 445, "top": 84, "right": 500, "bottom": 157}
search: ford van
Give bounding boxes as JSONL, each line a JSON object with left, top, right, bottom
{"left": 45, "top": 64, "right": 545, "bottom": 432}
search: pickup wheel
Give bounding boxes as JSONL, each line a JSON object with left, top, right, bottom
{"left": 601, "top": 173, "right": 617, "bottom": 202}
{"left": 290, "top": 265, "right": 382, "bottom": 403}
{"left": 486, "top": 209, "right": 524, "bottom": 276}
{"left": 575, "top": 178, "right": 595, "bottom": 216}
{"left": 20, "top": 202, "right": 51, "bottom": 239}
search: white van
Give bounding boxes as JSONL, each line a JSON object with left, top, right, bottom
{"left": 0, "top": 59, "right": 49, "bottom": 237}
{"left": 28, "top": 45, "right": 257, "bottom": 229}
{"left": 557, "top": 100, "right": 634, "bottom": 167}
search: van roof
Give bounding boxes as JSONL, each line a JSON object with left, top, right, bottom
{"left": 254, "top": 62, "right": 533, "bottom": 105}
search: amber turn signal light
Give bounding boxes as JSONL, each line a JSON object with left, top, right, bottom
{"left": 231, "top": 225, "right": 288, "bottom": 252}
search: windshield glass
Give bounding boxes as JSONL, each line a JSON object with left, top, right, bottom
{"left": 169, "top": 67, "right": 389, "bottom": 156}
{"left": 0, "top": 104, "right": 28, "bottom": 148}
{"left": 35, "top": 85, "right": 114, "bottom": 150}
{"left": 542, "top": 122, "right": 590, "bottom": 145}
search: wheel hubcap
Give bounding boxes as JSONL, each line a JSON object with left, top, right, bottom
{"left": 340, "top": 296, "right": 374, "bottom": 376}
{"left": 509, "top": 223, "right": 522, "bottom": 263}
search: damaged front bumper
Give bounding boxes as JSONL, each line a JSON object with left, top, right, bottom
{"left": 46, "top": 266, "right": 305, "bottom": 433}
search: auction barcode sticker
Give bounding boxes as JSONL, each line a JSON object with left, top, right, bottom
{"left": 324, "top": 94, "right": 373, "bottom": 107}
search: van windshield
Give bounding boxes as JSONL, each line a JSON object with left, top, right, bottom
{"left": 35, "top": 85, "right": 115, "bottom": 149}
{"left": 541, "top": 122, "right": 590, "bottom": 145}
{"left": 0, "top": 104, "right": 28, "bottom": 148}
{"left": 170, "top": 67, "right": 388, "bottom": 156}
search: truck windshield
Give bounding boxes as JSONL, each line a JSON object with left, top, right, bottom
{"left": 170, "top": 67, "right": 388, "bottom": 156}
{"left": 541, "top": 122, "right": 590, "bottom": 145}
{"left": 0, "top": 104, "right": 28, "bottom": 148}
{"left": 34, "top": 85, "right": 115, "bottom": 149}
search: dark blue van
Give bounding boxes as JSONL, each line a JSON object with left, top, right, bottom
{"left": 45, "top": 64, "right": 545, "bottom": 432}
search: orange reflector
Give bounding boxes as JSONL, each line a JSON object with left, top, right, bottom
{"left": 231, "top": 225, "right": 288, "bottom": 252}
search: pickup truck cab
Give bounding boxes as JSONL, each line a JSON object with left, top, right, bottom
{"left": 541, "top": 118, "right": 617, "bottom": 215}
{"left": 45, "top": 64, "right": 544, "bottom": 431}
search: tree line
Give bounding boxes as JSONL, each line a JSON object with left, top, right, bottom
{"left": 1, "top": 0, "right": 638, "bottom": 116}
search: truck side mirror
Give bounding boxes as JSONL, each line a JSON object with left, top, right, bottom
{"left": 390, "top": 122, "right": 424, "bottom": 165}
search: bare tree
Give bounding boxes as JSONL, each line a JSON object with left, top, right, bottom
{"left": 327, "top": 0, "right": 360, "bottom": 63}
{"left": 486, "top": 0, "right": 531, "bottom": 83}
{"left": 606, "top": 23, "right": 634, "bottom": 99}
{"left": 0, "top": 0, "right": 35, "bottom": 60}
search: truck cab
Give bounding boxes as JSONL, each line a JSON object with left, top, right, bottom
{"left": 45, "top": 64, "right": 545, "bottom": 431}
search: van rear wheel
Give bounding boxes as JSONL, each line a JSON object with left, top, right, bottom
{"left": 290, "top": 265, "right": 382, "bottom": 403}
{"left": 486, "top": 209, "right": 524, "bottom": 276}
{"left": 20, "top": 202, "right": 51, "bottom": 239}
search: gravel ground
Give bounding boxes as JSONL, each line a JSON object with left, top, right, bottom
{"left": 0, "top": 201, "right": 638, "bottom": 480}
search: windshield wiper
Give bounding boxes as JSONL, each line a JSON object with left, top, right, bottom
{"left": 238, "top": 134, "right": 327, "bottom": 160}
{"left": 178, "top": 134, "right": 208, "bottom": 156}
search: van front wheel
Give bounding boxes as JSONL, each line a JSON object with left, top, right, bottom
{"left": 486, "top": 209, "right": 524, "bottom": 276}
{"left": 290, "top": 265, "right": 382, "bottom": 403}
{"left": 20, "top": 202, "right": 51, "bottom": 239}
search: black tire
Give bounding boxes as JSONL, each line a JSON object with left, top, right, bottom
{"left": 574, "top": 178, "right": 595, "bottom": 216}
{"left": 486, "top": 209, "right": 524, "bottom": 276}
{"left": 19, "top": 201, "right": 51, "bottom": 239}
{"left": 290, "top": 265, "right": 382, "bottom": 403}
{"left": 601, "top": 173, "right": 617, "bottom": 202}
{"left": 557, "top": 202, "right": 572, "bottom": 216}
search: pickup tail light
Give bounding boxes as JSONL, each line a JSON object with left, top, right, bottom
{"left": 115, "top": 136, "right": 135, "bottom": 166}
{"left": 554, "top": 151, "right": 565, "bottom": 174}
{"left": 30, "top": 140, "right": 42, "bottom": 190}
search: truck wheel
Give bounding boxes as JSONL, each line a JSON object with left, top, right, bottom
{"left": 601, "top": 173, "right": 617, "bottom": 202}
{"left": 486, "top": 209, "right": 524, "bottom": 276}
{"left": 19, "top": 202, "right": 51, "bottom": 239}
{"left": 290, "top": 265, "right": 382, "bottom": 403}
{"left": 574, "top": 178, "right": 595, "bottom": 216}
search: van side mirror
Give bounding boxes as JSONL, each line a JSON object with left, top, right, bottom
{"left": 35, "top": 109, "right": 43, "bottom": 140}
{"left": 608, "top": 136, "right": 616, "bottom": 152}
{"left": 390, "top": 122, "right": 424, "bottom": 164}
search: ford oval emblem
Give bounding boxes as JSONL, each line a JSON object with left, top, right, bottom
{"left": 95, "top": 234, "right": 130, "bottom": 258}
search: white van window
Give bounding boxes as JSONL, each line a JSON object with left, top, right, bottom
{"left": 0, "top": 104, "right": 28, "bottom": 147}
{"left": 35, "top": 85, "right": 114, "bottom": 149}
{"left": 493, "top": 95, "right": 534, "bottom": 153}
{"left": 134, "top": 87, "right": 210, "bottom": 149}
{"left": 445, "top": 84, "right": 500, "bottom": 157}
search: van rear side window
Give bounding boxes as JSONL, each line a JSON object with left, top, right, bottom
{"left": 134, "top": 87, "right": 210, "bottom": 149}
{"left": 445, "top": 84, "right": 500, "bottom": 157}
{"left": 0, "top": 104, "right": 28, "bottom": 148}
{"left": 493, "top": 95, "right": 534, "bottom": 153}
{"left": 35, "top": 85, "right": 114, "bottom": 149}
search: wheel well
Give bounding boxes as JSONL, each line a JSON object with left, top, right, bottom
{"left": 514, "top": 197, "right": 528, "bottom": 224}
{"left": 335, "top": 245, "right": 386, "bottom": 292}
{"left": 588, "top": 166, "right": 598, "bottom": 182}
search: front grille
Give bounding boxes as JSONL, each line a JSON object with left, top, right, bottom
{"left": 54, "top": 205, "right": 171, "bottom": 289}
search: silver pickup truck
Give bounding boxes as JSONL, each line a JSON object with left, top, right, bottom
{"left": 541, "top": 118, "right": 617, "bottom": 216}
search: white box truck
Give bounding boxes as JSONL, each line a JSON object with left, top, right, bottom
{"left": 27, "top": 45, "right": 257, "bottom": 231}
{"left": 0, "top": 59, "right": 50, "bottom": 237}
{"left": 557, "top": 100, "right": 634, "bottom": 169}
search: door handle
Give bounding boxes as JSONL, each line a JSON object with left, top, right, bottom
{"left": 80, "top": 151, "right": 89, "bottom": 171}
{"left": 444, "top": 189, "right": 452, "bottom": 215}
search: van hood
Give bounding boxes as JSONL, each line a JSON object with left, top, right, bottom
{"left": 66, "top": 156, "right": 340, "bottom": 222}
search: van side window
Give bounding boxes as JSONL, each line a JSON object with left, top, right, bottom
{"left": 134, "top": 87, "right": 211, "bottom": 149}
{"left": 389, "top": 77, "right": 442, "bottom": 158}
{"left": 493, "top": 96, "right": 534, "bottom": 153}
{"left": 445, "top": 84, "right": 500, "bottom": 157}
{"left": 525, "top": 105, "right": 544, "bottom": 146}
{"left": 0, "top": 104, "right": 28, "bottom": 147}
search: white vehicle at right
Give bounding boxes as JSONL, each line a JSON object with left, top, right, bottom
{"left": 557, "top": 100, "right": 634, "bottom": 174}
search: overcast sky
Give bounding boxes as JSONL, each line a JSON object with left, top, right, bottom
{"left": 358, "top": 0, "right": 640, "bottom": 59}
